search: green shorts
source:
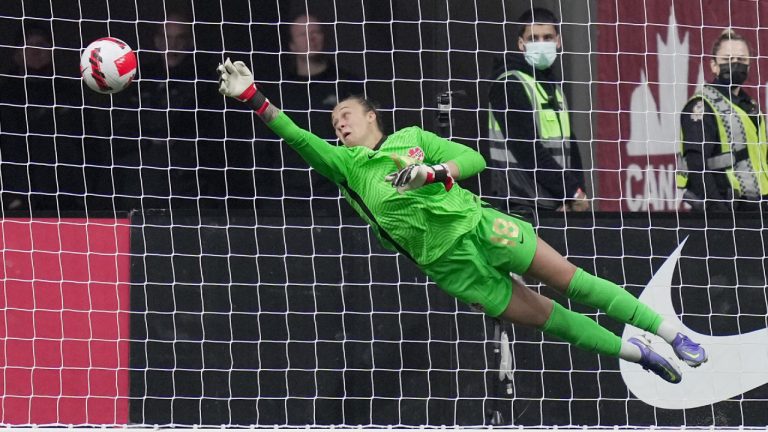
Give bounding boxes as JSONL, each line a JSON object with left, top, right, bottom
{"left": 421, "top": 206, "right": 537, "bottom": 317}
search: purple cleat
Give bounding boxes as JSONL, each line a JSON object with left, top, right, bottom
{"left": 672, "top": 333, "right": 708, "bottom": 367}
{"left": 628, "top": 336, "right": 682, "bottom": 384}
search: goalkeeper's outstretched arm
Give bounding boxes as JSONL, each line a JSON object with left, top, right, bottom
{"left": 217, "top": 58, "right": 348, "bottom": 183}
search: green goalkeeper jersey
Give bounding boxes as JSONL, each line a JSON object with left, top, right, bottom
{"left": 267, "top": 111, "right": 486, "bottom": 265}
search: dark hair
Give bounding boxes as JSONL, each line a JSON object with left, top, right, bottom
{"left": 516, "top": 7, "right": 560, "bottom": 38}
{"left": 338, "top": 95, "right": 384, "bottom": 133}
{"left": 711, "top": 29, "right": 750, "bottom": 57}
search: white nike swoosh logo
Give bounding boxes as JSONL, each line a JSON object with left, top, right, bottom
{"left": 620, "top": 237, "right": 768, "bottom": 409}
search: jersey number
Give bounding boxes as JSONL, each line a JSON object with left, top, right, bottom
{"left": 490, "top": 217, "right": 521, "bottom": 247}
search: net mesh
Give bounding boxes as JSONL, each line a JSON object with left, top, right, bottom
{"left": 1, "top": 0, "right": 767, "bottom": 428}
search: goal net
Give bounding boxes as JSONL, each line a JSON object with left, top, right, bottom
{"left": 1, "top": 0, "right": 767, "bottom": 428}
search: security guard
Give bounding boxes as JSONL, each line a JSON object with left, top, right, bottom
{"left": 486, "top": 7, "right": 588, "bottom": 212}
{"left": 678, "top": 29, "right": 768, "bottom": 212}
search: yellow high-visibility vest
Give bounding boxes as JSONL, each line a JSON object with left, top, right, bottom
{"left": 677, "top": 85, "right": 768, "bottom": 198}
{"left": 488, "top": 70, "right": 571, "bottom": 167}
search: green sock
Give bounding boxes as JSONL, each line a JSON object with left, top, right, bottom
{"left": 539, "top": 301, "right": 622, "bottom": 357}
{"left": 567, "top": 268, "right": 662, "bottom": 334}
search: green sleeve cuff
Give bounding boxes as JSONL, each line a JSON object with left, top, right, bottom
{"left": 452, "top": 150, "right": 486, "bottom": 179}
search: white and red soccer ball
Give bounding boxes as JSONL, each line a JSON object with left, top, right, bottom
{"left": 80, "top": 37, "right": 137, "bottom": 94}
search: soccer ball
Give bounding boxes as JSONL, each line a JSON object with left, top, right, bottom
{"left": 80, "top": 37, "right": 137, "bottom": 94}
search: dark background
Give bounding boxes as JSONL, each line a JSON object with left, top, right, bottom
{"left": 129, "top": 209, "right": 768, "bottom": 426}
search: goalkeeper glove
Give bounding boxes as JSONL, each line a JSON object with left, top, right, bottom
{"left": 385, "top": 163, "right": 454, "bottom": 194}
{"left": 216, "top": 58, "right": 270, "bottom": 113}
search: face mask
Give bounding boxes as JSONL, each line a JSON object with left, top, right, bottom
{"left": 523, "top": 41, "right": 558, "bottom": 70}
{"left": 717, "top": 62, "right": 749, "bottom": 86}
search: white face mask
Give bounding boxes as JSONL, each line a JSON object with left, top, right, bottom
{"left": 523, "top": 41, "right": 558, "bottom": 70}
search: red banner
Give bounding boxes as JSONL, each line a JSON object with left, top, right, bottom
{"left": 596, "top": 0, "right": 768, "bottom": 211}
{"left": 0, "top": 218, "right": 130, "bottom": 425}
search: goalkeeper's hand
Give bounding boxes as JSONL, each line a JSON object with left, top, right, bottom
{"left": 217, "top": 57, "right": 271, "bottom": 115}
{"left": 385, "top": 163, "right": 454, "bottom": 194}
{"left": 217, "top": 58, "right": 259, "bottom": 102}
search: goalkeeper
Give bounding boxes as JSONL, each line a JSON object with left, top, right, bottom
{"left": 217, "top": 59, "right": 707, "bottom": 384}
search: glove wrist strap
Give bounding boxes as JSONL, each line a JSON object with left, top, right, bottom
{"left": 431, "top": 164, "right": 449, "bottom": 183}
{"left": 431, "top": 164, "right": 454, "bottom": 191}
{"left": 237, "top": 84, "right": 257, "bottom": 102}
{"left": 242, "top": 85, "right": 270, "bottom": 115}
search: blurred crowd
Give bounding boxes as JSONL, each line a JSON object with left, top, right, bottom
{"left": 0, "top": 3, "right": 364, "bottom": 215}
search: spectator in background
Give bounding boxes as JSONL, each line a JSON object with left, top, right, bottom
{"left": 152, "top": 12, "right": 196, "bottom": 79}
{"left": 111, "top": 10, "right": 219, "bottom": 211}
{"left": 0, "top": 24, "right": 85, "bottom": 212}
{"left": 11, "top": 27, "right": 54, "bottom": 76}
{"left": 278, "top": 12, "right": 364, "bottom": 139}
{"left": 677, "top": 29, "right": 768, "bottom": 212}
{"left": 260, "top": 12, "right": 365, "bottom": 202}
{"left": 485, "top": 7, "right": 588, "bottom": 213}
{"left": 138, "top": 11, "right": 197, "bottom": 133}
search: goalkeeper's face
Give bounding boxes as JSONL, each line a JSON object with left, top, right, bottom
{"left": 331, "top": 100, "right": 380, "bottom": 148}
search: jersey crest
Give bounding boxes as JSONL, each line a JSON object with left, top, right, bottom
{"left": 407, "top": 147, "right": 425, "bottom": 161}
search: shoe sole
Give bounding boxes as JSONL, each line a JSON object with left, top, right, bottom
{"left": 680, "top": 355, "right": 708, "bottom": 368}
